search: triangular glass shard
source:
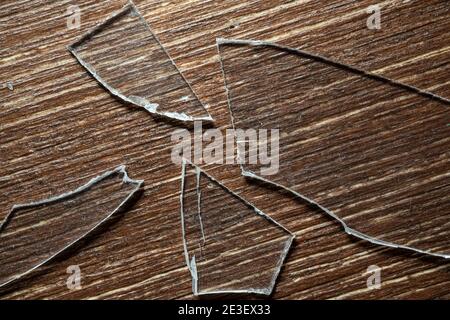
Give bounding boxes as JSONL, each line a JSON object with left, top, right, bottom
{"left": 180, "top": 160, "right": 294, "bottom": 295}
{"left": 68, "top": 1, "right": 212, "bottom": 122}
{"left": 218, "top": 38, "right": 450, "bottom": 258}
{"left": 0, "top": 166, "right": 143, "bottom": 288}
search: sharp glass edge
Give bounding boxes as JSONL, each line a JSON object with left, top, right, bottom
{"left": 0, "top": 165, "right": 144, "bottom": 288}
{"left": 216, "top": 37, "right": 450, "bottom": 105}
{"left": 179, "top": 159, "right": 295, "bottom": 295}
{"left": 67, "top": 1, "right": 213, "bottom": 122}
{"left": 216, "top": 37, "right": 450, "bottom": 259}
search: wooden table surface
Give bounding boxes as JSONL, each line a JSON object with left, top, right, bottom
{"left": 0, "top": 0, "right": 449, "bottom": 299}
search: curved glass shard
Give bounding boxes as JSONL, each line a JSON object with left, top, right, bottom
{"left": 218, "top": 38, "right": 450, "bottom": 258}
{"left": 180, "top": 160, "right": 294, "bottom": 295}
{"left": 0, "top": 165, "right": 143, "bottom": 288}
{"left": 68, "top": 1, "right": 212, "bottom": 122}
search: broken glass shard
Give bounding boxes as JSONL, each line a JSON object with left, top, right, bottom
{"left": 0, "top": 165, "right": 143, "bottom": 288}
{"left": 5, "top": 81, "right": 13, "bottom": 91}
{"left": 218, "top": 38, "right": 450, "bottom": 258}
{"left": 68, "top": 1, "right": 212, "bottom": 122}
{"left": 180, "top": 160, "right": 294, "bottom": 295}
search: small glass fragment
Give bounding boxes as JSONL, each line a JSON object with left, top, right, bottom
{"left": 5, "top": 81, "right": 13, "bottom": 91}
{"left": 68, "top": 1, "right": 212, "bottom": 122}
{"left": 180, "top": 160, "right": 294, "bottom": 295}
{"left": 0, "top": 165, "right": 143, "bottom": 288}
{"left": 217, "top": 38, "right": 450, "bottom": 259}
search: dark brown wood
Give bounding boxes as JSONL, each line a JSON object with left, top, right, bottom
{"left": 0, "top": 0, "right": 448, "bottom": 299}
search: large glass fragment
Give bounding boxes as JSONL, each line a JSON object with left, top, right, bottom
{"left": 180, "top": 160, "right": 294, "bottom": 295}
{"left": 0, "top": 165, "right": 143, "bottom": 288}
{"left": 68, "top": 1, "right": 212, "bottom": 122}
{"left": 218, "top": 38, "right": 450, "bottom": 258}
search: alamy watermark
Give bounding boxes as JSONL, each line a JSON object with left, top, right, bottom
{"left": 66, "top": 265, "right": 82, "bottom": 290}
{"left": 365, "top": 265, "right": 381, "bottom": 289}
{"left": 171, "top": 121, "right": 279, "bottom": 175}
{"left": 66, "top": 5, "right": 81, "bottom": 30}
{"left": 366, "top": 1, "right": 412, "bottom": 30}
{"left": 366, "top": 5, "right": 381, "bottom": 30}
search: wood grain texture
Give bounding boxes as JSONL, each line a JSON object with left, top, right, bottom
{"left": 182, "top": 162, "right": 294, "bottom": 295}
{"left": 218, "top": 40, "right": 449, "bottom": 257}
{"left": 0, "top": 0, "right": 449, "bottom": 299}
{"left": 0, "top": 166, "right": 142, "bottom": 288}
